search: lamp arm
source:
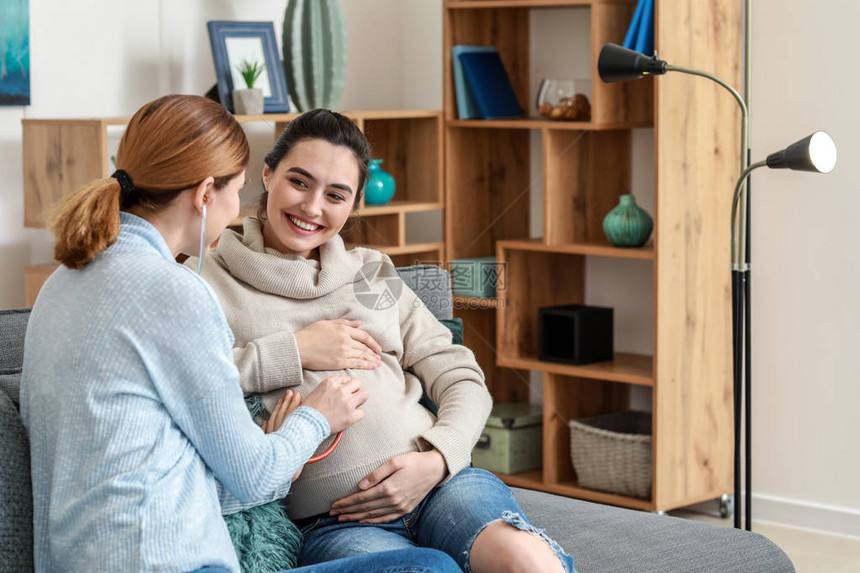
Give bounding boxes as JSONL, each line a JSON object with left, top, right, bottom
{"left": 666, "top": 64, "right": 751, "bottom": 270}
{"left": 731, "top": 160, "right": 765, "bottom": 269}
{"left": 665, "top": 65, "right": 748, "bottom": 115}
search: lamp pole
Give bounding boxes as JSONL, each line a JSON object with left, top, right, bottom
{"left": 743, "top": 0, "right": 753, "bottom": 532}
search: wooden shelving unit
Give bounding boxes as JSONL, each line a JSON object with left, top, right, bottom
{"left": 22, "top": 110, "right": 445, "bottom": 302}
{"left": 444, "top": 0, "right": 741, "bottom": 511}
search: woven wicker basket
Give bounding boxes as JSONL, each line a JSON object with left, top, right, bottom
{"left": 568, "top": 411, "right": 652, "bottom": 498}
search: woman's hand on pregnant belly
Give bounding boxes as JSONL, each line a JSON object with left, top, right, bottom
{"left": 303, "top": 375, "right": 369, "bottom": 434}
{"left": 295, "top": 319, "right": 382, "bottom": 371}
{"left": 328, "top": 449, "right": 447, "bottom": 524}
{"left": 262, "top": 389, "right": 305, "bottom": 481}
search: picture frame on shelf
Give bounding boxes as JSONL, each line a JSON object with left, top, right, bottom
{"left": 206, "top": 21, "right": 290, "bottom": 114}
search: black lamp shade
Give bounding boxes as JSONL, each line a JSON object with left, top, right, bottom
{"left": 598, "top": 43, "right": 667, "bottom": 83}
{"left": 765, "top": 131, "right": 837, "bottom": 173}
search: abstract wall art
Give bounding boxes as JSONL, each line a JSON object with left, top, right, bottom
{"left": 0, "top": 0, "right": 30, "bottom": 105}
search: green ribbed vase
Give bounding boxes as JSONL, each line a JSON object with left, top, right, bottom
{"left": 602, "top": 194, "right": 653, "bottom": 248}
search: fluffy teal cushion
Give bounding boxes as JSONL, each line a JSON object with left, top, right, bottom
{"left": 439, "top": 318, "right": 464, "bottom": 345}
{"left": 224, "top": 500, "right": 301, "bottom": 573}
{"left": 225, "top": 396, "right": 302, "bottom": 573}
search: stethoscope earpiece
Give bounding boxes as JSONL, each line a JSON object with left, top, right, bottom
{"left": 196, "top": 203, "right": 207, "bottom": 275}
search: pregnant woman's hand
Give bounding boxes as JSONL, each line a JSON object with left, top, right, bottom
{"left": 295, "top": 319, "right": 382, "bottom": 371}
{"left": 302, "top": 375, "right": 369, "bottom": 434}
{"left": 329, "top": 450, "right": 448, "bottom": 523}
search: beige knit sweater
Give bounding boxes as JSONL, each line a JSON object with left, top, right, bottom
{"left": 191, "top": 218, "right": 491, "bottom": 519}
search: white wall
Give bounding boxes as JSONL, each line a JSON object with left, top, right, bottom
{"left": 1, "top": 0, "right": 857, "bottom": 537}
{"left": 748, "top": 0, "right": 860, "bottom": 536}
{"left": 0, "top": 0, "right": 417, "bottom": 308}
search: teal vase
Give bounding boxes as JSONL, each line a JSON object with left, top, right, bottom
{"left": 365, "top": 159, "right": 396, "bottom": 205}
{"left": 603, "top": 194, "right": 653, "bottom": 247}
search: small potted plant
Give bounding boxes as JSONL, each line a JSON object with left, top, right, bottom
{"left": 233, "top": 59, "right": 265, "bottom": 115}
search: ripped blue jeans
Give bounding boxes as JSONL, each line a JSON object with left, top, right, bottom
{"left": 297, "top": 467, "right": 576, "bottom": 573}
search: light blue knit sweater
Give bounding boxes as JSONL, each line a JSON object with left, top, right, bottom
{"left": 20, "top": 213, "right": 330, "bottom": 573}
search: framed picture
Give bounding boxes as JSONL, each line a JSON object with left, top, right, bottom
{"left": 207, "top": 21, "right": 290, "bottom": 113}
{"left": 0, "top": 0, "right": 31, "bottom": 105}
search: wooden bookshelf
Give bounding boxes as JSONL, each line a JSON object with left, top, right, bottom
{"left": 444, "top": 0, "right": 740, "bottom": 512}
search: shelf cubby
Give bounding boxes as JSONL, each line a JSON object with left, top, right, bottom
{"left": 543, "top": 128, "right": 631, "bottom": 245}
{"left": 443, "top": 2, "right": 652, "bottom": 126}
{"left": 445, "top": 127, "right": 530, "bottom": 260}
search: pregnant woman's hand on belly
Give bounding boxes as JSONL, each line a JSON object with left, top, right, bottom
{"left": 303, "top": 375, "right": 369, "bottom": 434}
{"left": 329, "top": 449, "right": 448, "bottom": 524}
{"left": 295, "top": 319, "right": 382, "bottom": 371}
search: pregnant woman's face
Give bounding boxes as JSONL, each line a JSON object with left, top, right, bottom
{"left": 262, "top": 138, "right": 359, "bottom": 259}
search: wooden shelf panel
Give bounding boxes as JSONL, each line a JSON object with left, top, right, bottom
{"left": 236, "top": 110, "right": 444, "bottom": 123}
{"left": 448, "top": 118, "right": 652, "bottom": 130}
{"left": 25, "top": 264, "right": 60, "bottom": 306}
{"left": 498, "top": 238, "right": 654, "bottom": 260}
{"left": 355, "top": 201, "right": 443, "bottom": 217}
{"left": 349, "top": 243, "right": 445, "bottom": 269}
{"left": 363, "top": 242, "right": 445, "bottom": 257}
{"left": 455, "top": 304, "right": 532, "bottom": 402}
{"left": 496, "top": 471, "right": 654, "bottom": 511}
{"left": 351, "top": 110, "right": 443, "bottom": 120}
{"left": 22, "top": 120, "right": 109, "bottom": 228}
{"left": 445, "top": 129, "right": 530, "bottom": 260}
{"left": 447, "top": 0, "right": 637, "bottom": 8}
{"left": 498, "top": 353, "right": 654, "bottom": 385}
{"left": 496, "top": 469, "right": 544, "bottom": 489}
{"left": 229, "top": 205, "right": 259, "bottom": 227}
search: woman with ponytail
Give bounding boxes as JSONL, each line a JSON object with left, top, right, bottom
{"left": 19, "top": 95, "right": 459, "bottom": 573}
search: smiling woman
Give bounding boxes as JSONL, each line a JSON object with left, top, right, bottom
{"left": 187, "top": 109, "right": 577, "bottom": 573}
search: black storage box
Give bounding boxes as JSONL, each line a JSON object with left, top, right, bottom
{"left": 538, "top": 304, "right": 613, "bottom": 364}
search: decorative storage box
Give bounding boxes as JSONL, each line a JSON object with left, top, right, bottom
{"left": 538, "top": 304, "right": 613, "bottom": 364}
{"left": 568, "top": 411, "right": 652, "bottom": 498}
{"left": 449, "top": 256, "right": 498, "bottom": 298}
{"left": 472, "top": 402, "right": 542, "bottom": 474}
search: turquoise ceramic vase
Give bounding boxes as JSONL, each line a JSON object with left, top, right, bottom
{"left": 602, "top": 194, "right": 653, "bottom": 247}
{"left": 364, "top": 159, "right": 396, "bottom": 205}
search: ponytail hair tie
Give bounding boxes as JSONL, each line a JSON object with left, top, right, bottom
{"left": 111, "top": 169, "right": 137, "bottom": 207}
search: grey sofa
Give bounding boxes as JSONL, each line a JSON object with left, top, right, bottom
{"left": 0, "top": 267, "right": 794, "bottom": 572}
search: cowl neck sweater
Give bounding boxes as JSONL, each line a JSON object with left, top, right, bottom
{"left": 215, "top": 218, "right": 360, "bottom": 300}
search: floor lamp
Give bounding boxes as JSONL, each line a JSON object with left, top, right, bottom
{"left": 597, "top": 43, "right": 837, "bottom": 530}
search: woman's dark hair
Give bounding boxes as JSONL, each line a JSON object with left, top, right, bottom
{"left": 51, "top": 95, "right": 250, "bottom": 269}
{"left": 257, "top": 109, "right": 371, "bottom": 221}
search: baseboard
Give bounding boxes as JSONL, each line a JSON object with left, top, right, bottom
{"left": 679, "top": 493, "right": 860, "bottom": 539}
{"left": 751, "top": 493, "right": 860, "bottom": 539}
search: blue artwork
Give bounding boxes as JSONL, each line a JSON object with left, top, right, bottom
{"left": 0, "top": 0, "right": 30, "bottom": 105}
